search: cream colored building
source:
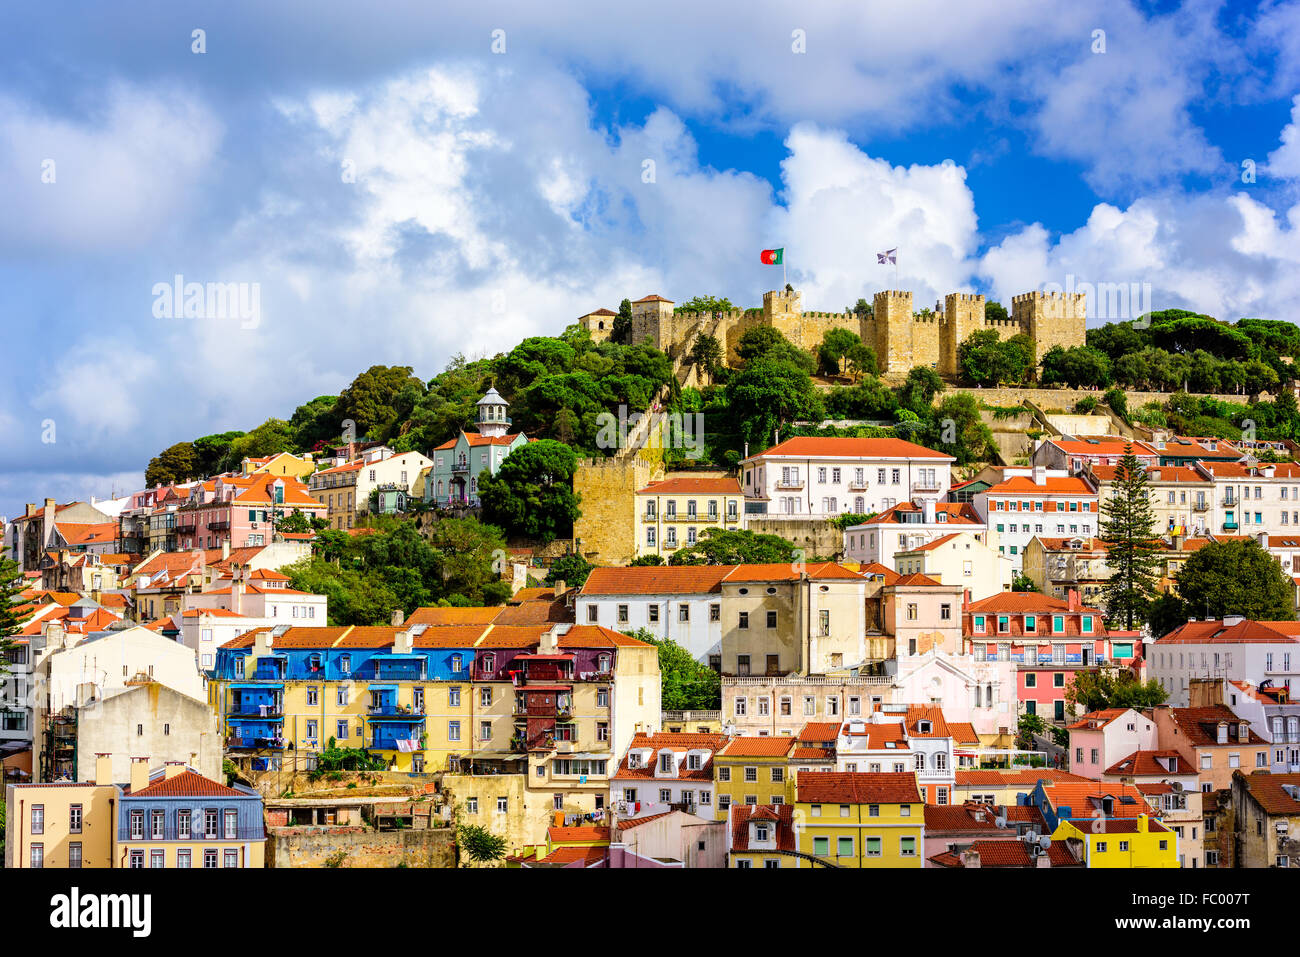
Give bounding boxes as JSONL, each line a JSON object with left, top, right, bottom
{"left": 893, "top": 532, "right": 1012, "bottom": 602}
{"left": 719, "top": 563, "right": 874, "bottom": 677}
{"left": 1088, "top": 463, "right": 1215, "bottom": 539}
{"left": 635, "top": 476, "right": 743, "bottom": 558}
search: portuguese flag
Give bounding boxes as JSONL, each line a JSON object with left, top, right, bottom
{"left": 760, "top": 247, "right": 784, "bottom": 265}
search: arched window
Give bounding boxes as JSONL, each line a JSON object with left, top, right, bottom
{"left": 855, "top": 496, "right": 864, "bottom": 512}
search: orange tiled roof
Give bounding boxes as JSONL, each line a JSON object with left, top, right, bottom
{"left": 1155, "top": 619, "right": 1300, "bottom": 644}
{"left": 953, "top": 769, "right": 1089, "bottom": 787}
{"left": 1163, "top": 706, "right": 1267, "bottom": 747}
{"left": 1041, "top": 781, "right": 1156, "bottom": 818}
{"left": 717, "top": 736, "right": 798, "bottom": 758}
{"left": 546, "top": 825, "right": 609, "bottom": 844}
{"left": 1104, "top": 749, "right": 1195, "bottom": 777}
{"left": 1238, "top": 771, "right": 1300, "bottom": 816}
{"left": 612, "top": 732, "right": 728, "bottom": 781}
{"left": 929, "top": 839, "right": 1081, "bottom": 868}
{"left": 637, "top": 477, "right": 741, "bottom": 495}
{"left": 796, "top": 771, "right": 922, "bottom": 805}
{"left": 745, "top": 436, "right": 954, "bottom": 461}
{"left": 731, "top": 803, "right": 796, "bottom": 852}
{"left": 126, "top": 769, "right": 247, "bottom": 797}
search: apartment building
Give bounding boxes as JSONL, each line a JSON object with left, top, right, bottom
{"left": 1150, "top": 617, "right": 1300, "bottom": 706}
{"left": 842, "top": 501, "right": 987, "bottom": 569}
{"left": 1153, "top": 704, "right": 1270, "bottom": 792}
{"left": 426, "top": 389, "right": 527, "bottom": 507}
{"left": 739, "top": 436, "right": 953, "bottom": 519}
{"left": 1229, "top": 770, "right": 1300, "bottom": 869}
{"left": 634, "top": 476, "right": 743, "bottom": 559}
{"left": 610, "top": 731, "right": 727, "bottom": 821}
{"left": 793, "top": 772, "right": 925, "bottom": 868}
{"left": 1032, "top": 437, "right": 1160, "bottom": 473}
{"left": 971, "top": 469, "right": 1099, "bottom": 572}
{"left": 1089, "top": 463, "right": 1214, "bottom": 539}
{"left": 891, "top": 532, "right": 1012, "bottom": 602}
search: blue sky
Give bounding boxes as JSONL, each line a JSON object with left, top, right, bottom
{"left": 5, "top": 1, "right": 1300, "bottom": 519}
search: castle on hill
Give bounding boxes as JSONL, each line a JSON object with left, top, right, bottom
{"left": 579, "top": 287, "right": 1087, "bottom": 378}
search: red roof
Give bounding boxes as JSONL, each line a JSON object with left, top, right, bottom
{"left": 929, "top": 839, "right": 1081, "bottom": 868}
{"left": 745, "top": 436, "right": 954, "bottom": 461}
{"left": 984, "top": 475, "right": 1096, "bottom": 496}
{"left": 546, "top": 825, "right": 609, "bottom": 844}
{"left": 730, "top": 803, "right": 796, "bottom": 852}
{"left": 717, "top": 736, "right": 798, "bottom": 758}
{"left": 1155, "top": 619, "right": 1300, "bottom": 645}
{"left": 126, "top": 769, "right": 247, "bottom": 798}
{"left": 1104, "top": 750, "right": 1195, "bottom": 777}
{"left": 613, "top": 732, "right": 729, "bottom": 781}
{"left": 795, "top": 771, "right": 921, "bottom": 805}
{"left": 637, "top": 477, "right": 741, "bottom": 495}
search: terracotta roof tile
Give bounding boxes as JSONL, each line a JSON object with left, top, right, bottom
{"left": 796, "top": 771, "right": 922, "bottom": 805}
{"left": 744, "top": 436, "right": 954, "bottom": 461}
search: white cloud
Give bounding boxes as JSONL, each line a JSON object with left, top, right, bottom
{"left": 0, "top": 83, "right": 222, "bottom": 253}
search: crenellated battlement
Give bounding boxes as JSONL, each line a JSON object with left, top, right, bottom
{"left": 599, "top": 283, "right": 1085, "bottom": 379}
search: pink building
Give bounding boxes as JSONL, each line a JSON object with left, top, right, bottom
{"left": 176, "top": 474, "right": 325, "bottom": 550}
{"left": 1065, "top": 708, "right": 1157, "bottom": 779}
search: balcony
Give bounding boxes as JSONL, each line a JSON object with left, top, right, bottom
{"left": 642, "top": 512, "right": 657, "bottom": 522}
{"left": 227, "top": 701, "right": 283, "bottom": 719}
{"left": 208, "top": 520, "right": 231, "bottom": 532}
{"left": 1192, "top": 501, "right": 1209, "bottom": 512}
{"left": 1221, "top": 497, "right": 1238, "bottom": 507}
{"left": 225, "top": 735, "right": 285, "bottom": 750}
{"left": 911, "top": 481, "right": 943, "bottom": 494}
{"left": 848, "top": 480, "right": 869, "bottom": 491}
{"left": 775, "top": 478, "right": 804, "bottom": 490}
{"left": 372, "top": 656, "right": 427, "bottom": 681}
{"left": 174, "top": 522, "right": 197, "bottom": 535}
{"left": 451, "top": 460, "right": 470, "bottom": 474}
{"left": 1222, "top": 520, "right": 1239, "bottom": 531}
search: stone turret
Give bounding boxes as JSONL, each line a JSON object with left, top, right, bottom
{"left": 941, "top": 293, "right": 985, "bottom": 377}
{"left": 873, "top": 290, "right": 914, "bottom": 375}
{"left": 630, "top": 295, "right": 675, "bottom": 351}
{"left": 1013, "top": 291, "right": 1087, "bottom": 363}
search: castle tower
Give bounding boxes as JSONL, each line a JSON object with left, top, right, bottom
{"left": 762, "top": 288, "right": 803, "bottom": 344}
{"left": 572, "top": 457, "right": 660, "bottom": 565}
{"left": 872, "top": 290, "right": 914, "bottom": 376}
{"left": 630, "top": 295, "right": 675, "bottom": 351}
{"left": 940, "top": 293, "right": 985, "bottom": 377}
{"left": 1012, "top": 291, "right": 1087, "bottom": 364}
{"left": 578, "top": 309, "right": 616, "bottom": 343}
{"left": 475, "top": 387, "right": 511, "bottom": 438}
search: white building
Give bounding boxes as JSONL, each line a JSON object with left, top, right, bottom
{"left": 836, "top": 706, "right": 959, "bottom": 805}
{"left": 576, "top": 566, "right": 731, "bottom": 663}
{"left": 1150, "top": 617, "right": 1300, "bottom": 706}
{"left": 843, "top": 503, "right": 987, "bottom": 570}
{"left": 739, "top": 436, "right": 954, "bottom": 520}
{"left": 182, "top": 577, "right": 327, "bottom": 625}
{"left": 971, "top": 468, "right": 1099, "bottom": 572}
{"left": 1196, "top": 461, "right": 1300, "bottom": 538}
{"left": 609, "top": 731, "right": 728, "bottom": 821}
{"left": 892, "top": 531, "right": 1013, "bottom": 602}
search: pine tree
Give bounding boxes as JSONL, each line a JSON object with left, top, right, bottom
{"left": 1098, "top": 446, "right": 1161, "bottom": 629}
{"left": 0, "top": 551, "right": 25, "bottom": 685}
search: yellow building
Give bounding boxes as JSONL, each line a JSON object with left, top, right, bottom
{"left": 792, "top": 771, "right": 925, "bottom": 868}
{"left": 1052, "top": 814, "right": 1180, "bottom": 868}
{"left": 242, "top": 451, "right": 316, "bottom": 481}
{"left": 893, "top": 531, "right": 1012, "bottom": 602}
{"left": 728, "top": 803, "right": 796, "bottom": 868}
{"left": 714, "top": 736, "right": 798, "bottom": 817}
{"left": 4, "top": 754, "right": 265, "bottom": 868}
{"left": 636, "top": 477, "right": 743, "bottom": 559}
{"left": 307, "top": 461, "right": 360, "bottom": 530}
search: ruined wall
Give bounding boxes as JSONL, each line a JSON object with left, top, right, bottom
{"left": 266, "top": 825, "right": 455, "bottom": 868}
{"left": 743, "top": 518, "right": 844, "bottom": 559}
{"left": 572, "top": 457, "right": 659, "bottom": 565}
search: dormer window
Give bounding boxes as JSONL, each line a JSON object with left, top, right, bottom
{"left": 687, "top": 753, "right": 702, "bottom": 771}
{"left": 755, "top": 823, "right": 771, "bottom": 842}
{"left": 628, "top": 752, "right": 643, "bottom": 769}
{"left": 918, "top": 720, "right": 932, "bottom": 734}
{"left": 659, "top": 752, "right": 674, "bottom": 773}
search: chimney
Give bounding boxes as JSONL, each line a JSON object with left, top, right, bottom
{"left": 233, "top": 580, "right": 244, "bottom": 616}
{"left": 1036, "top": 850, "right": 1052, "bottom": 868}
{"left": 222, "top": 541, "right": 230, "bottom": 561}
{"left": 1136, "top": 813, "right": 1148, "bottom": 834}
{"left": 391, "top": 607, "right": 405, "bottom": 627}
{"left": 961, "top": 848, "right": 982, "bottom": 868}
{"left": 554, "top": 579, "right": 566, "bottom": 596}
{"left": 94, "top": 752, "right": 113, "bottom": 785}
{"left": 540, "top": 625, "right": 561, "bottom": 654}
{"left": 1067, "top": 588, "right": 1081, "bottom": 611}
{"left": 1032, "top": 466, "right": 1046, "bottom": 485}
{"left": 963, "top": 588, "right": 972, "bottom": 610}
{"left": 129, "top": 756, "right": 151, "bottom": 794}
{"left": 163, "top": 761, "right": 186, "bottom": 779}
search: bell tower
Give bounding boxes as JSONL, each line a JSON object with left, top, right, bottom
{"left": 476, "top": 387, "right": 511, "bottom": 438}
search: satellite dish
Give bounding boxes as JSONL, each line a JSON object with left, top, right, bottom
{"left": 1170, "top": 781, "right": 1183, "bottom": 792}
{"left": 1039, "top": 835, "right": 1052, "bottom": 850}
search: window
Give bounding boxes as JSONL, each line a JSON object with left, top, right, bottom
{"left": 151, "top": 849, "right": 165, "bottom": 869}
{"left": 151, "top": 809, "right": 165, "bottom": 839}
{"left": 30, "top": 804, "right": 43, "bottom": 835}
{"left": 496, "top": 797, "right": 508, "bottom": 813}
{"left": 837, "top": 836, "right": 854, "bottom": 857}
{"left": 68, "top": 842, "right": 83, "bottom": 869}
{"left": 738, "top": 612, "right": 749, "bottom": 629}
{"left": 1025, "top": 673, "right": 1036, "bottom": 688}
{"left": 813, "top": 837, "right": 830, "bottom": 857}
{"left": 899, "top": 836, "right": 916, "bottom": 857}
{"left": 203, "top": 849, "right": 218, "bottom": 869}
{"left": 306, "top": 686, "right": 318, "bottom": 706}
{"left": 744, "top": 766, "right": 758, "bottom": 782}
{"left": 865, "top": 836, "right": 882, "bottom": 857}
{"left": 30, "top": 844, "right": 44, "bottom": 869}
{"left": 68, "top": 804, "right": 82, "bottom": 834}
{"left": 766, "top": 610, "right": 777, "bottom": 628}
{"left": 718, "top": 766, "right": 731, "bottom": 782}
{"left": 177, "top": 809, "right": 191, "bottom": 840}
{"left": 129, "top": 809, "right": 144, "bottom": 840}
{"left": 480, "top": 721, "right": 492, "bottom": 741}
{"left": 588, "top": 605, "right": 600, "bottom": 623}
{"left": 448, "top": 720, "right": 461, "bottom": 741}
{"left": 735, "top": 697, "right": 747, "bottom": 716}
{"left": 616, "top": 603, "right": 629, "bottom": 624}
{"left": 204, "top": 809, "right": 219, "bottom": 839}
{"left": 224, "top": 809, "right": 238, "bottom": 839}
{"left": 1096, "top": 841, "right": 1107, "bottom": 853}
{"left": 224, "top": 849, "right": 239, "bottom": 868}
{"left": 771, "top": 766, "right": 785, "bottom": 782}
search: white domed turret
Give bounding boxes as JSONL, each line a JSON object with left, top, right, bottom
{"left": 476, "top": 387, "right": 510, "bottom": 438}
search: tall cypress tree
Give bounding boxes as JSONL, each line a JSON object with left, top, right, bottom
{"left": 0, "top": 550, "right": 25, "bottom": 684}
{"left": 1098, "top": 445, "right": 1161, "bottom": 629}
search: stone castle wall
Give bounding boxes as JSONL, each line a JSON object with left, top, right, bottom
{"left": 629, "top": 287, "right": 1088, "bottom": 378}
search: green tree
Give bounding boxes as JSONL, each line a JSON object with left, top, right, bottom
{"left": 895, "top": 366, "right": 945, "bottom": 415}
{"left": 479, "top": 440, "right": 580, "bottom": 544}
{"left": 222, "top": 418, "right": 298, "bottom": 471}
{"left": 668, "top": 528, "right": 798, "bottom": 565}
{"left": 1040, "top": 345, "right": 1114, "bottom": 389}
{"left": 923, "top": 393, "right": 996, "bottom": 465}
{"left": 0, "top": 551, "right": 24, "bottom": 684}
{"left": 1011, "top": 573, "right": 1038, "bottom": 592}
{"left": 458, "top": 823, "right": 507, "bottom": 865}
{"left": 816, "top": 328, "right": 863, "bottom": 377}
{"left": 676, "top": 295, "right": 734, "bottom": 317}
{"left": 546, "top": 553, "right": 595, "bottom": 589}
{"left": 1016, "top": 713, "right": 1046, "bottom": 750}
{"left": 735, "top": 327, "right": 814, "bottom": 372}
{"left": 724, "top": 357, "right": 824, "bottom": 448}
{"left": 283, "top": 557, "right": 403, "bottom": 626}
{"left": 335, "top": 365, "right": 426, "bottom": 440}
{"left": 612, "top": 299, "right": 634, "bottom": 344}
{"left": 1066, "top": 670, "right": 1168, "bottom": 713}
{"left": 289, "top": 395, "right": 340, "bottom": 450}
{"left": 689, "top": 333, "right": 724, "bottom": 382}
{"left": 1165, "top": 539, "right": 1296, "bottom": 624}
{"left": 1098, "top": 447, "right": 1161, "bottom": 629}
{"left": 985, "top": 300, "right": 1009, "bottom": 324}
{"left": 849, "top": 298, "right": 873, "bottom": 321}
{"left": 625, "top": 629, "right": 720, "bottom": 709}
{"left": 145, "top": 441, "right": 199, "bottom": 486}
{"left": 422, "top": 518, "right": 513, "bottom": 605}
{"left": 628, "top": 554, "right": 666, "bottom": 566}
